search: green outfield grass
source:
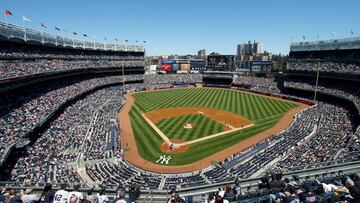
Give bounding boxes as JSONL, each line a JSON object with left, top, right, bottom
{"left": 128, "top": 88, "right": 299, "bottom": 165}
{"left": 157, "top": 114, "right": 224, "bottom": 141}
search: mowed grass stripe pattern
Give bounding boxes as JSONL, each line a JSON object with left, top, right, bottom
{"left": 134, "top": 88, "right": 298, "bottom": 121}
{"left": 129, "top": 88, "right": 299, "bottom": 165}
{"left": 157, "top": 114, "right": 224, "bottom": 141}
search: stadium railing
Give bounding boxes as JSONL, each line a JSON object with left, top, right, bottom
{"left": 290, "top": 37, "right": 360, "bottom": 51}
{"left": 0, "top": 21, "right": 144, "bottom": 52}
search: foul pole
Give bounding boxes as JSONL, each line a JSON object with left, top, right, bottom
{"left": 313, "top": 61, "right": 320, "bottom": 102}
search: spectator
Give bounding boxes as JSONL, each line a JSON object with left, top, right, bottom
{"left": 348, "top": 186, "right": 360, "bottom": 203}
{"left": 0, "top": 188, "right": 6, "bottom": 203}
{"left": 298, "top": 185, "right": 316, "bottom": 203}
{"left": 54, "top": 184, "right": 69, "bottom": 203}
{"left": 282, "top": 185, "right": 300, "bottom": 203}
{"left": 113, "top": 191, "right": 126, "bottom": 203}
{"left": 67, "top": 185, "right": 83, "bottom": 203}
{"left": 128, "top": 185, "right": 140, "bottom": 203}
{"left": 96, "top": 188, "right": 108, "bottom": 203}
{"left": 21, "top": 189, "right": 39, "bottom": 203}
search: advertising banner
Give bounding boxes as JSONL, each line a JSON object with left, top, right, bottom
{"left": 180, "top": 64, "right": 190, "bottom": 72}
{"left": 161, "top": 64, "right": 172, "bottom": 72}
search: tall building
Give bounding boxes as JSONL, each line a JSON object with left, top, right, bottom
{"left": 253, "top": 42, "right": 263, "bottom": 54}
{"left": 237, "top": 44, "right": 245, "bottom": 56}
{"left": 197, "top": 49, "right": 206, "bottom": 59}
{"left": 236, "top": 41, "right": 263, "bottom": 56}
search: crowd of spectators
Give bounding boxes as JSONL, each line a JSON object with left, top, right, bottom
{"left": 10, "top": 87, "right": 126, "bottom": 186}
{"left": 227, "top": 171, "right": 360, "bottom": 202}
{"left": 233, "top": 76, "right": 280, "bottom": 94}
{"left": 0, "top": 60, "right": 145, "bottom": 79}
{"left": 270, "top": 103, "right": 355, "bottom": 172}
{"left": 284, "top": 79, "right": 360, "bottom": 111}
{"left": 0, "top": 40, "right": 145, "bottom": 80}
{"left": 144, "top": 74, "right": 202, "bottom": 85}
{"left": 287, "top": 61, "right": 360, "bottom": 75}
{"left": 86, "top": 161, "right": 162, "bottom": 190}
{"left": 82, "top": 93, "right": 125, "bottom": 161}
{"left": 0, "top": 41, "right": 143, "bottom": 60}
{"left": 0, "top": 75, "right": 142, "bottom": 162}
{"left": 0, "top": 182, "right": 142, "bottom": 203}
{"left": 1, "top": 170, "right": 360, "bottom": 203}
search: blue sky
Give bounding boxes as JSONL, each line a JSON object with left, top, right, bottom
{"left": 1, "top": 0, "right": 359, "bottom": 56}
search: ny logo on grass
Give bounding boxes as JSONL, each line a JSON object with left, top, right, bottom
{"left": 156, "top": 155, "right": 172, "bottom": 165}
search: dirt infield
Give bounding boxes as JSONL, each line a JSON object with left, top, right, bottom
{"left": 145, "top": 107, "right": 252, "bottom": 128}
{"left": 118, "top": 88, "right": 309, "bottom": 173}
{"left": 160, "top": 139, "right": 189, "bottom": 154}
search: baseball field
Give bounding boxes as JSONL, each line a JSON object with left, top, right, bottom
{"left": 119, "top": 88, "right": 308, "bottom": 172}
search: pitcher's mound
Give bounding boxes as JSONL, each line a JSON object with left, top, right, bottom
{"left": 160, "top": 139, "right": 188, "bottom": 154}
{"left": 183, "top": 123, "right": 195, "bottom": 129}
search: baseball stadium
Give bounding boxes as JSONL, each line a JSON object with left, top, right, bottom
{"left": 1, "top": 2, "right": 360, "bottom": 203}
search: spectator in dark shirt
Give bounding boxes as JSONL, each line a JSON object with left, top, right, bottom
{"left": 282, "top": 186, "right": 299, "bottom": 203}
{"left": 298, "top": 185, "right": 316, "bottom": 203}
{"left": 349, "top": 186, "right": 360, "bottom": 203}
{"left": 269, "top": 173, "right": 286, "bottom": 191}
{"left": 128, "top": 184, "right": 140, "bottom": 203}
{"left": 258, "top": 176, "right": 270, "bottom": 189}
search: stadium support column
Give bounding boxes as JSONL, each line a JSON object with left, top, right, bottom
{"left": 313, "top": 61, "right": 320, "bottom": 102}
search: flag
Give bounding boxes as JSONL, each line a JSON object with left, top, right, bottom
{"left": 125, "top": 40, "right": 128, "bottom": 42}
{"left": 136, "top": 40, "right": 138, "bottom": 43}
{"left": 104, "top": 37, "right": 107, "bottom": 40}
{"left": 22, "top": 16, "right": 31, "bottom": 22}
{"left": 115, "top": 38, "right": 118, "bottom": 41}
{"left": 41, "top": 22, "right": 47, "bottom": 28}
{"left": 351, "top": 30, "right": 354, "bottom": 35}
{"left": 73, "top": 32, "right": 77, "bottom": 35}
{"left": 331, "top": 32, "right": 337, "bottom": 36}
{"left": 5, "top": 10, "right": 13, "bottom": 16}
{"left": 316, "top": 34, "right": 319, "bottom": 39}
{"left": 143, "top": 40, "right": 146, "bottom": 43}
{"left": 303, "top": 35, "right": 305, "bottom": 40}
{"left": 83, "top": 34, "right": 87, "bottom": 37}
{"left": 55, "top": 27, "right": 61, "bottom": 31}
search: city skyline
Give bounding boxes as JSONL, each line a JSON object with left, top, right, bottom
{"left": 1, "top": 0, "right": 359, "bottom": 56}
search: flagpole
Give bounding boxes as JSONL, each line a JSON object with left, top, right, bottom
{"left": 22, "top": 19, "right": 27, "bottom": 42}
{"left": 5, "top": 12, "right": 7, "bottom": 25}
{"left": 4, "top": 12, "right": 9, "bottom": 38}
{"left": 73, "top": 33, "right": 75, "bottom": 48}
{"left": 41, "top": 25, "right": 44, "bottom": 44}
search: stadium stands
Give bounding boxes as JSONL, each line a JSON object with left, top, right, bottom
{"left": 0, "top": 27, "right": 360, "bottom": 202}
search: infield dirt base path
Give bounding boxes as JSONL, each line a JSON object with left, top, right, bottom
{"left": 118, "top": 88, "right": 309, "bottom": 173}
